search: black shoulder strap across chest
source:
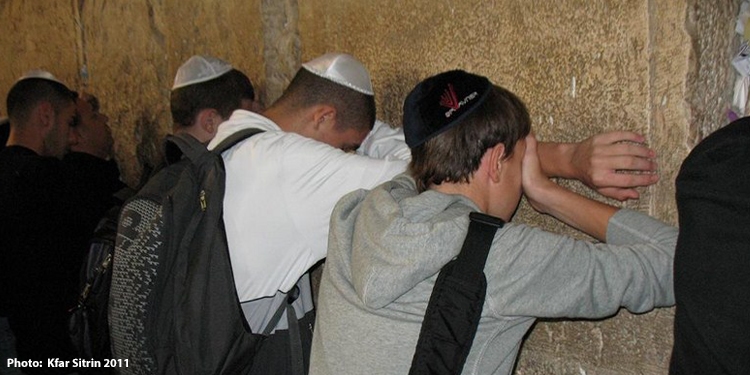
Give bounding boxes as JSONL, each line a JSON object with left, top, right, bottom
{"left": 409, "top": 211, "right": 505, "bottom": 375}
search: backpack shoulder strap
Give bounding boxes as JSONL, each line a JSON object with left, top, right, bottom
{"left": 408, "top": 211, "right": 504, "bottom": 375}
{"left": 213, "top": 128, "right": 265, "bottom": 155}
{"left": 163, "top": 128, "right": 264, "bottom": 165}
{"left": 450, "top": 212, "right": 504, "bottom": 281}
{"left": 164, "top": 133, "right": 207, "bottom": 165}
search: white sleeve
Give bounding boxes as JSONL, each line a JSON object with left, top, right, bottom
{"left": 357, "top": 120, "right": 411, "bottom": 161}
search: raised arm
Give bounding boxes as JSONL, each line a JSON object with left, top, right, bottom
{"left": 523, "top": 134, "right": 618, "bottom": 241}
{"left": 537, "top": 131, "right": 658, "bottom": 201}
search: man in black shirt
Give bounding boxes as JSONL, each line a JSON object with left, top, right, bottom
{"left": 669, "top": 118, "right": 750, "bottom": 375}
{"left": 0, "top": 71, "right": 82, "bottom": 374}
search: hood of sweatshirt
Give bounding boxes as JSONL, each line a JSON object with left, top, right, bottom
{"left": 329, "top": 173, "right": 481, "bottom": 309}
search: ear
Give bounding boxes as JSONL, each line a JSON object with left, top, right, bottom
{"left": 36, "top": 101, "right": 56, "bottom": 130}
{"left": 487, "top": 143, "right": 507, "bottom": 184}
{"left": 311, "top": 105, "right": 337, "bottom": 131}
{"left": 196, "top": 108, "right": 221, "bottom": 136}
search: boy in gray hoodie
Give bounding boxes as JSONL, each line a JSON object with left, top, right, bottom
{"left": 309, "top": 70, "right": 677, "bottom": 375}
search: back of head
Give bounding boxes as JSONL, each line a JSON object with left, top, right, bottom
{"left": 170, "top": 55, "right": 243, "bottom": 128}
{"left": 403, "top": 70, "right": 531, "bottom": 192}
{"left": 274, "top": 53, "right": 376, "bottom": 132}
{"left": 225, "top": 69, "right": 256, "bottom": 102}
{"left": 225, "top": 69, "right": 263, "bottom": 113}
{"left": 6, "top": 71, "right": 77, "bottom": 127}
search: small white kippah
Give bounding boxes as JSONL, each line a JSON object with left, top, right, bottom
{"left": 172, "top": 55, "right": 233, "bottom": 90}
{"left": 17, "top": 69, "right": 66, "bottom": 86}
{"left": 301, "top": 53, "right": 374, "bottom": 96}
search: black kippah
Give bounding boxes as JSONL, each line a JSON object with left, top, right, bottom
{"left": 403, "top": 70, "right": 491, "bottom": 148}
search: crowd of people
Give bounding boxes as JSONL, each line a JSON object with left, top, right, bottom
{"left": 0, "top": 52, "right": 745, "bottom": 375}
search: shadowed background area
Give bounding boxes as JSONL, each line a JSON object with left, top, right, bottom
{"left": 0, "top": 0, "right": 741, "bottom": 373}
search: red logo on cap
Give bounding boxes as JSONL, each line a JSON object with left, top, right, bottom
{"left": 440, "top": 83, "right": 479, "bottom": 118}
{"left": 440, "top": 84, "right": 460, "bottom": 110}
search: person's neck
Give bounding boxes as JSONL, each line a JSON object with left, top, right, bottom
{"left": 174, "top": 126, "right": 210, "bottom": 144}
{"left": 430, "top": 181, "right": 488, "bottom": 213}
{"left": 262, "top": 105, "right": 294, "bottom": 132}
{"left": 262, "top": 105, "right": 297, "bottom": 133}
{"left": 6, "top": 131, "right": 45, "bottom": 156}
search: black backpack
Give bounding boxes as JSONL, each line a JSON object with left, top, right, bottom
{"left": 68, "top": 199, "right": 128, "bottom": 369}
{"left": 109, "top": 129, "right": 265, "bottom": 375}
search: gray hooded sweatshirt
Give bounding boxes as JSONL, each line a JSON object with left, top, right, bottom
{"left": 309, "top": 174, "right": 677, "bottom": 375}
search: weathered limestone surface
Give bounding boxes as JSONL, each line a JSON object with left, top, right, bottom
{"left": 0, "top": 0, "right": 741, "bottom": 373}
{"left": 261, "top": 0, "right": 300, "bottom": 105}
{"left": 75, "top": 0, "right": 171, "bottom": 187}
{"left": 686, "top": 0, "right": 739, "bottom": 147}
{"left": 0, "top": 1, "right": 78, "bottom": 106}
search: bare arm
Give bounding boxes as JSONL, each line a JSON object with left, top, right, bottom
{"left": 537, "top": 131, "right": 658, "bottom": 201}
{"left": 524, "top": 134, "right": 618, "bottom": 241}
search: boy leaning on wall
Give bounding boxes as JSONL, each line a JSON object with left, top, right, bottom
{"left": 309, "top": 70, "right": 677, "bottom": 375}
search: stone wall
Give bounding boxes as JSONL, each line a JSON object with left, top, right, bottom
{"left": 0, "top": 0, "right": 741, "bottom": 373}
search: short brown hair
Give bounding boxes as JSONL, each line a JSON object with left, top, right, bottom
{"left": 7, "top": 78, "right": 77, "bottom": 126}
{"left": 409, "top": 85, "right": 531, "bottom": 193}
{"left": 170, "top": 69, "right": 244, "bottom": 128}
{"left": 275, "top": 69, "right": 376, "bottom": 132}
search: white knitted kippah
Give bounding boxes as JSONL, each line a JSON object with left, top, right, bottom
{"left": 172, "top": 55, "right": 233, "bottom": 90}
{"left": 17, "top": 69, "right": 66, "bottom": 86}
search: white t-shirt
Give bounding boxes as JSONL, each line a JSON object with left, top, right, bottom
{"left": 207, "top": 110, "right": 409, "bottom": 303}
